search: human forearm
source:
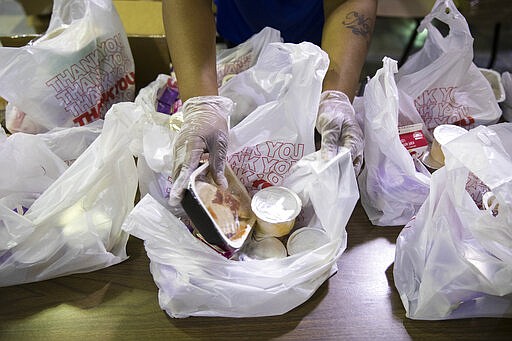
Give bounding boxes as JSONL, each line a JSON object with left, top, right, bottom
{"left": 162, "top": 0, "right": 218, "bottom": 101}
{"left": 322, "top": 0, "right": 377, "bottom": 100}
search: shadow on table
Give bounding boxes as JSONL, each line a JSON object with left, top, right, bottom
{"left": 0, "top": 235, "right": 152, "bottom": 320}
{"left": 168, "top": 261, "right": 331, "bottom": 340}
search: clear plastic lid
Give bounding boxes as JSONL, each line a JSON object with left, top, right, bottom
{"left": 286, "top": 227, "right": 330, "bottom": 256}
{"left": 240, "top": 237, "right": 287, "bottom": 260}
{"left": 251, "top": 186, "right": 302, "bottom": 223}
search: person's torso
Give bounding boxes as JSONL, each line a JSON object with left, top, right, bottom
{"left": 214, "top": 0, "right": 324, "bottom": 45}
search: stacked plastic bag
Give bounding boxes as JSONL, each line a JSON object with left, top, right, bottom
{"left": 0, "top": 0, "right": 140, "bottom": 287}
{"left": 354, "top": 0, "right": 512, "bottom": 320}
{"left": 2, "top": 0, "right": 510, "bottom": 322}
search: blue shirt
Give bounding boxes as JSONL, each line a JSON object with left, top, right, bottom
{"left": 214, "top": 0, "right": 324, "bottom": 46}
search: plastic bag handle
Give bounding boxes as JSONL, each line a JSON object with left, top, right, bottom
{"left": 443, "top": 126, "right": 512, "bottom": 191}
{"left": 418, "top": 0, "right": 470, "bottom": 36}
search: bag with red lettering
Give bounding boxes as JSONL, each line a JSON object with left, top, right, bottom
{"left": 358, "top": 57, "right": 431, "bottom": 227}
{"left": 122, "top": 42, "right": 361, "bottom": 318}
{"left": 396, "top": 0, "right": 501, "bottom": 132}
{"left": 135, "top": 40, "right": 325, "bottom": 210}
{"left": 216, "top": 26, "right": 282, "bottom": 88}
{"left": 394, "top": 123, "right": 512, "bottom": 320}
{"left": 0, "top": 0, "right": 135, "bottom": 134}
{"left": 151, "top": 27, "right": 282, "bottom": 118}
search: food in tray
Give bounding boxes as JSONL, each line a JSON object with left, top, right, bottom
{"left": 195, "top": 181, "right": 252, "bottom": 240}
{"left": 181, "top": 162, "right": 256, "bottom": 252}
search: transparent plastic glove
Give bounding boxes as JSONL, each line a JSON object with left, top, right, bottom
{"left": 316, "top": 90, "right": 364, "bottom": 174}
{"left": 168, "top": 96, "right": 234, "bottom": 207}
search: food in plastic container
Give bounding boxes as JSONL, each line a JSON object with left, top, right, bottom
{"left": 181, "top": 161, "right": 256, "bottom": 252}
{"left": 421, "top": 124, "right": 467, "bottom": 170}
{"left": 251, "top": 186, "right": 302, "bottom": 238}
{"left": 479, "top": 68, "right": 505, "bottom": 103}
{"left": 286, "top": 227, "right": 330, "bottom": 256}
{"left": 0, "top": 96, "right": 6, "bottom": 128}
{"left": 238, "top": 236, "right": 287, "bottom": 260}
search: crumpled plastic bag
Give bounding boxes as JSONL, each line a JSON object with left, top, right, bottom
{"left": 394, "top": 123, "right": 512, "bottom": 320}
{"left": 396, "top": 0, "right": 501, "bottom": 132}
{"left": 123, "top": 149, "right": 358, "bottom": 318}
{"left": 0, "top": 103, "right": 142, "bottom": 287}
{"left": 0, "top": 0, "right": 135, "bottom": 134}
{"left": 358, "top": 57, "right": 431, "bottom": 226}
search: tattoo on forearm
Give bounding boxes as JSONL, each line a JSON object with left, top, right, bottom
{"left": 342, "top": 11, "right": 372, "bottom": 40}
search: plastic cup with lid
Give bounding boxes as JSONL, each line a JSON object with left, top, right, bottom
{"left": 250, "top": 186, "right": 302, "bottom": 239}
{"left": 286, "top": 227, "right": 331, "bottom": 256}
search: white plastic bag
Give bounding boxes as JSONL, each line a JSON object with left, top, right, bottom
{"left": 225, "top": 42, "right": 327, "bottom": 188}
{"left": 358, "top": 57, "right": 431, "bottom": 226}
{"left": 123, "top": 149, "right": 358, "bottom": 318}
{"left": 136, "top": 41, "right": 328, "bottom": 209}
{"left": 0, "top": 0, "right": 135, "bottom": 134}
{"left": 396, "top": 0, "right": 501, "bottom": 132}
{"left": 394, "top": 123, "right": 512, "bottom": 320}
{"left": 0, "top": 103, "right": 141, "bottom": 287}
{"left": 121, "top": 42, "right": 359, "bottom": 318}
{"left": 152, "top": 27, "right": 283, "bottom": 116}
{"left": 216, "top": 26, "right": 282, "bottom": 88}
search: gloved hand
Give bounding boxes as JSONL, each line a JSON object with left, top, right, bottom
{"left": 168, "top": 96, "right": 234, "bottom": 207}
{"left": 316, "top": 90, "right": 364, "bottom": 174}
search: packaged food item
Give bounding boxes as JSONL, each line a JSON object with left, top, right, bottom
{"left": 479, "top": 68, "right": 505, "bottom": 103}
{"left": 181, "top": 162, "right": 256, "bottom": 252}
{"left": 421, "top": 124, "right": 467, "bottom": 170}
{"left": 251, "top": 186, "right": 302, "bottom": 238}
{"left": 398, "top": 123, "right": 428, "bottom": 158}
{"left": 286, "top": 227, "right": 330, "bottom": 256}
{"left": 0, "top": 97, "right": 6, "bottom": 128}
{"left": 156, "top": 69, "right": 182, "bottom": 115}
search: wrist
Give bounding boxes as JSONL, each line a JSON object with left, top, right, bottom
{"left": 182, "top": 95, "right": 234, "bottom": 121}
{"left": 320, "top": 90, "right": 351, "bottom": 104}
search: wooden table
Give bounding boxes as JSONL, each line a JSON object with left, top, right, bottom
{"left": 1, "top": 202, "right": 511, "bottom": 340}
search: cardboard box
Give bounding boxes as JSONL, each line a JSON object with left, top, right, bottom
{"left": 0, "top": 96, "right": 6, "bottom": 129}
{"left": 114, "top": 0, "right": 170, "bottom": 92}
{"left": 1, "top": 1, "right": 171, "bottom": 93}
{"left": 16, "top": 0, "right": 53, "bottom": 16}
